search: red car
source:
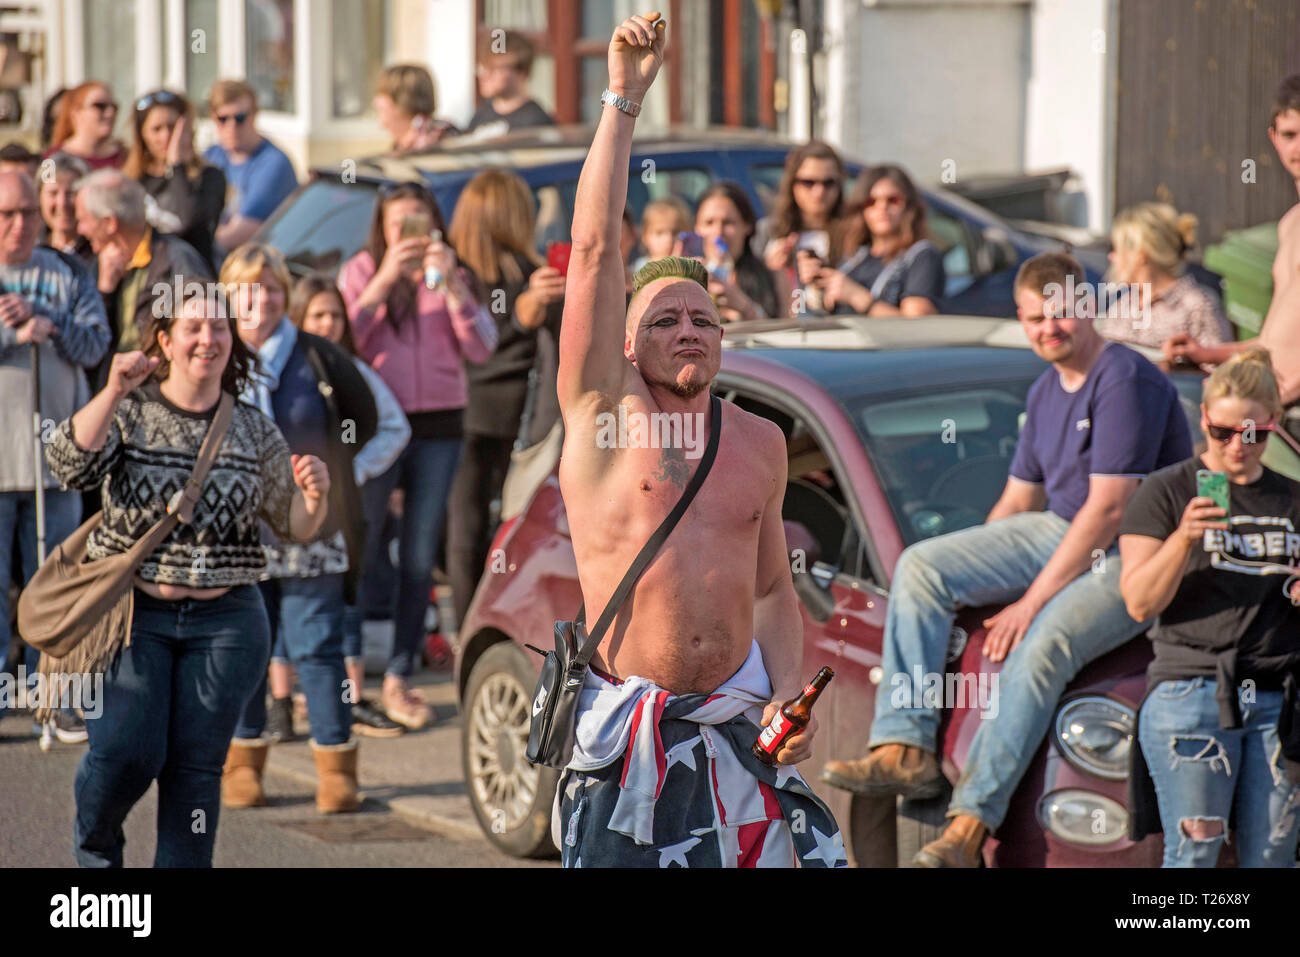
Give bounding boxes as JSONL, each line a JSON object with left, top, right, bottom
{"left": 454, "top": 315, "right": 1207, "bottom": 865}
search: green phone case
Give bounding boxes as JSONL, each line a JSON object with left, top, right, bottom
{"left": 1196, "top": 469, "right": 1230, "bottom": 516}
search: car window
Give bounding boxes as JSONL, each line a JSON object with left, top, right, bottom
{"left": 850, "top": 382, "right": 1035, "bottom": 545}
{"left": 259, "top": 179, "right": 380, "bottom": 277}
{"left": 927, "top": 207, "right": 973, "bottom": 286}
{"left": 533, "top": 166, "right": 715, "bottom": 250}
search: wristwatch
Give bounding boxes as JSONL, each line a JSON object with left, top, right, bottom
{"left": 601, "top": 88, "right": 642, "bottom": 118}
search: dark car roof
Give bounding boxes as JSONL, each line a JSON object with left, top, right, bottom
{"left": 720, "top": 315, "right": 1051, "bottom": 397}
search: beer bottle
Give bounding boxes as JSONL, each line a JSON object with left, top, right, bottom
{"left": 753, "top": 666, "right": 834, "bottom": 766}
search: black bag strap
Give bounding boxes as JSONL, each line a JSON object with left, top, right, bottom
{"left": 573, "top": 393, "right": 723, "bottom": 666}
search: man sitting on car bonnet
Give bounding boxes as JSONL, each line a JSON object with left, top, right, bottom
{"left": 822, "top": 252, "right": 1193, "bottom": 866}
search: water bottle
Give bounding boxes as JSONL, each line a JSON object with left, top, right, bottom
{"left": 706, "top": 237, "right": 734, "bottom": 283}
{"left": 424, "top": 229, "right": 444, "bottom": 290}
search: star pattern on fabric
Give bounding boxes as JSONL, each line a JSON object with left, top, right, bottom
{"left": 802, "top": 826, "right": 847, "bottom": 867}
{"left": 665, "top": 737, "right": 699, "bottom": 773}
{"left": 774, "top": 763, "right": 802, "bottom": 790}
{"left": 658, "top": 837, "right": 701, "bottom": 868}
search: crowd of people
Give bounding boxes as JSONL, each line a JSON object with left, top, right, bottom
{"left": 0, "top": 8, "right": 1296, "bottom": 869}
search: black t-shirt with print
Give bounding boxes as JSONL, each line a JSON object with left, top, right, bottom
{"left": 1121, "top": 458, "right": 1300, "bottom": 690}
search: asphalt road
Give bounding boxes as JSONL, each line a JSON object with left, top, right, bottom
{"left": 0, "top": 714, "right": 553, "bottom": 869}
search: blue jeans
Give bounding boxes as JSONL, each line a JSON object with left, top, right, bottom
{"left": 74, "top": 585, "right": 269, "bottom": 867}
{"left": 355, "top": 437, "right": 462, "bottom": 679}
{"left": 234, "top": 574, "right": 350, "bottom": 745}
{"left": 868, "top": 511, "right": 1150, "bottom": 829}
{"left": 1140, "top": 678, "right": 1300, "bottom": 867}
{"left": 0, "top": 488, "right": 81, "bottom": 719}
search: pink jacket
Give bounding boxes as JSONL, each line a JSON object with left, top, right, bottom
{"left": 338, "top": 251, "right": 497, "bottom": 413}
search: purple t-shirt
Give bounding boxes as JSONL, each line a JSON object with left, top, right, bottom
{"left": 1010, "top": 342, "right": 1192, "bottom": 521}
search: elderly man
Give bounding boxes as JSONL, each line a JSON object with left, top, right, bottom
{"left": 551, "top": 12, "right": 844, "bottom": 868}
{"left": 74, "top": 169, "right": 211, "bottom": 390}
{"left": 0, "top": 169, "right": 110, "bottom": 739}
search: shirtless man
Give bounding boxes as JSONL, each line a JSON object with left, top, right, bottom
{"left": 1166, "top": 74, "right": 1300, "bottom": 418}
{"left": 552, "top": 12, "right": 843, "bottom": 868}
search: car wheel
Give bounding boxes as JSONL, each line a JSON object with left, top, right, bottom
{"left": 895, "top": 780, "right": 953, "bottom": 867}
{"left": 462, "top": 641, "right": 559, "bottom": 858}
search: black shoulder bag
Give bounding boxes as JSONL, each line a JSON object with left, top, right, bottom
{"left": 525, "top": 393, "right": 723, "bottom": 769}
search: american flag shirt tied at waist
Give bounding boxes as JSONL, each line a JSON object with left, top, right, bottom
{"left": 554, "top": 641, "right": 847, "bottom": 868}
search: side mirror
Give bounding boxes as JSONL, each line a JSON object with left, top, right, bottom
{"left": 793, "top": 560, "right": 836, "bottom": 623}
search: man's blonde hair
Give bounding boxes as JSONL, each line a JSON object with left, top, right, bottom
{"left": 208, "top": 79, "right": 258, "bottom": 113}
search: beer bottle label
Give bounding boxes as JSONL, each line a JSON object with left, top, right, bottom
{"left": 759, "top": 711, "right": 788, "bottom": 752}
{"left": 803, "top": 681, "right": 817, "bottom": 697}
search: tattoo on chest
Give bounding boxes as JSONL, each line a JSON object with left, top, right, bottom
{"left": 652, "top": 444, "right": 690, "bottom": 490}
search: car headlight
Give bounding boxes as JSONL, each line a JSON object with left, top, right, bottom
{"left": 1054, "top": 696, "right": 1134, "bottom": 780}
{"left": 1037, "top": 789, "right": 1128, "bottom": 846}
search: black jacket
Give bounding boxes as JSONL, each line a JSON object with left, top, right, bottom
{"left": 297, "top": 331, "right": 378, "bottom": 604}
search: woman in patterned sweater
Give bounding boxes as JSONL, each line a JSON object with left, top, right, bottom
{"left": 47, "top": 285, "right": 330, "bottom": 868}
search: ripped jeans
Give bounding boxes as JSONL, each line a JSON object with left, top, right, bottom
{"left": 1140, "top": 677, "right": 1300, "bottom": 868}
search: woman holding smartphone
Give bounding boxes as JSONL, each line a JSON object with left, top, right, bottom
{"left": 1119, "top": 348, "right": 1300, "bottom": 867}
{"left": 338, "top": 183, "right": 496, "bottom": 729}
{"left": 759, "top": 141, "right": 848, "bottom": 317}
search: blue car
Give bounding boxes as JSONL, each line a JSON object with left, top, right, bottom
{"left": 256, "top": 125, "right": 1111, "bottom": 317}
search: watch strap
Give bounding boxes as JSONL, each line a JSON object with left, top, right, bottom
{"left": 601, "top": 88, "right": 642, "bottom": 117}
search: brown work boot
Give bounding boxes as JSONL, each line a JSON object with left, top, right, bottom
{"left": 221, "top": 737, "right": 269, "bottom": 808}
{"left": 311, "top": 739, "right": 361, "bottom": 814}
{"left": 913, "top": 814, "right": 987, "bottom": 867}
{"left": 820, "top": 744, "right": 945, "bottom": 798}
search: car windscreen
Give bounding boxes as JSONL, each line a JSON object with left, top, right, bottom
{"left": 848, "top": 380, "right": 1036, "bottom": 545}
{"left": 260, "top": 179, "right": 381, "bottom": 277}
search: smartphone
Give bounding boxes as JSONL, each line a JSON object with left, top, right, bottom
{"left": 1196, "top": 469, "right": 1230, "bottom": 516}
{"left": 677, "top": 231, "right": 705, "bottom": 259}
{"left": 400, "top": 215, "right": 429, "bottom": 240}
{"left": 795, "top": 230, "right": 830, "bottom": 262}
{"left": 547, "top": 241, "right": 573, "bottom": 278}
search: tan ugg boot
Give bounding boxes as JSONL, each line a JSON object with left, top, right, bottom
{"left": 311, "top": 739, "right": 361, "bottom": 814}
{"left": 221, "top": 737, "right": 269, "bottom": 808}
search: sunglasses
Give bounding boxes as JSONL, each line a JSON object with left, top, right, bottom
{"left": 86, "top": 100, "right": 118, "bottom": 113}
{"left": 136, "top": 90, "right": 182, "bottom": 113}
{"left": 1206, "top": 420, "right": 1274, "bottom": 444}
{"left": 865, "top": 194, "right": 905, "bottom": 209}
{"left": 214, "top": 111, "right": 249, "bottom": 126}
{"left": 794, "top": 177, "right": 838, "bottom": 190}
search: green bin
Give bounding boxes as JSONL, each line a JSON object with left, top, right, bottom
{"left": 1204, "top": 221, "right": 1277, "bottom": 339}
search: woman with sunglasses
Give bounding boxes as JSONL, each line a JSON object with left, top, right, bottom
{"left": 1120, "top": 348, "right": 1300, "bottom": 867}
{"left": 124, "top": 90, "right": 226, "bottom": 270}
{"left": 44, "top": 81, "right": 126, "bottom": 170}
{"left": 812, "top": 164, "right": 944, "bottom": 317}
{"left": 338, "top": 182, "right": 496, "bottom": 729}
{"left": 759, "top": 141, "right": 847, "bottom": 315}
